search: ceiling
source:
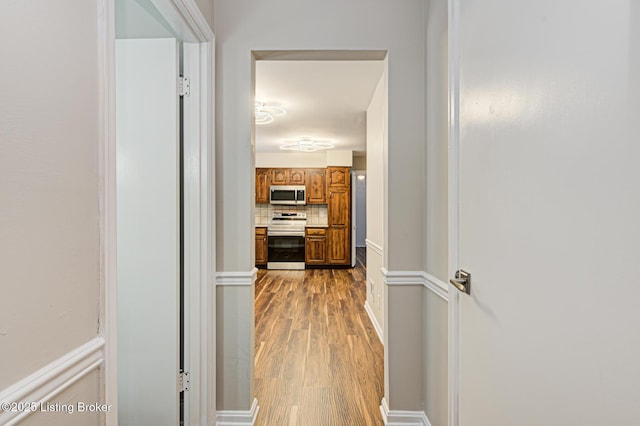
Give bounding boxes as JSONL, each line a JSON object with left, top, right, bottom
{"left": 255, "top": 60, "right": 384, "bottom": 154}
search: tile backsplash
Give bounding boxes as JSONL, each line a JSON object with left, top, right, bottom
{"left": 256, "top": 204, "right": 328, "bottom": 225}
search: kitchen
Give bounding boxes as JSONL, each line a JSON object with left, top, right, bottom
{"left": 255, "top": 166, "right": 352, "bottom": 269}
{"left": 253, "top": 60, "right": 381, "bottom": 272}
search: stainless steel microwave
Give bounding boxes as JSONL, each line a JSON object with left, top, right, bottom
{"left": 269, "top": 185, "right": 306, "bottom": 205}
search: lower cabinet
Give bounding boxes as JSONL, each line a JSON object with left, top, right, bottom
{"left": 255, "top": 227, "right": 268, "bottom": 266}
{"left": 305, "top": 228, "right": 327, "bottom": 265}
{"left": 327, "top": 227, "right": 349, "bottom": 265}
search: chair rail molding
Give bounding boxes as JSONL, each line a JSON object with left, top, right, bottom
{"left": 365, "top": 238, "right": 384, "bottom": 256}
{"left": 0, "top": 337, "right": 105, "bottom": 426}
{"left": 381, "top": 268, "right": 449, "bottom": 301}
{"left": 216, "top": 268, "right": 258, "bottom": 286}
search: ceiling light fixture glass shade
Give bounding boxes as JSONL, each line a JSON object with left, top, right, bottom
{"left": 280, "top": 139, "right": 335, "bottom": 152}
{"left": 255, "top": 101, "right": 286, "bottom": 125}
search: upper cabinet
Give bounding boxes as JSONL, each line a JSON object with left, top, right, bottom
{"left": 270, "top": 168, "right": 306, "bottom": 185}
{"left": 305, "top": 169, "right": 326, "bottom": 204}
{"left": 270, "top": 168, "right": 289, "bottom": 185}
{"left": 256, "top": 168, "right": 270, "bottom": 204}
{"left": 256, "top": 167, "right": 348, "bottom": 206}
{"left": 327, "top": 167, "right": 350, "bottom": 188}
{"left": 289, "top": 169, "right": 305, "bottom": 184}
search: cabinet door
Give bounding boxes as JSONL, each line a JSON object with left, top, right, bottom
{"left": 271, "top": 168, "right": 289, "bottom": 185}
{"left": 328, "top": 189, "right": 349, "bottom": 226}
{"left": 327, "top": 227, "right": 349, "bottom": 264}
{"left": 289, "top": 169, "right": 306, "bottom": 184}
{"left": 255, "top": 169, "right": 270, "bottom": 204}
{"left": 305, "top": 236, "right": 327, "bottom": 264}
{"left": 306, "top": 169, "right": 326, "bottom": 204}
{"left": 255, "top": 228, "right": 267, "bottom": 265}
{"left": 327, "top": 167, "right": 350, "bottom": 188}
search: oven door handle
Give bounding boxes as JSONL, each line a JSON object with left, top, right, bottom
{"left": 267, "top": 231, "right": 305, "bottom": 237}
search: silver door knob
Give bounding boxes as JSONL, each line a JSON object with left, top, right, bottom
{"left": 450, "top": 269, "right": 471, "bottom": 294}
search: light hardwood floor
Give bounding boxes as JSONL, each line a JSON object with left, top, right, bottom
{"left": 254, "top": 255, "right": 383, "bottom": 425}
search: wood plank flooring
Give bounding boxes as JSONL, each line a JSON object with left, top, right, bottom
{"left": 254, "top": 260, "right": 384, "bottom": 426}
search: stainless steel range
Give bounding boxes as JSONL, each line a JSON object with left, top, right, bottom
{"left": 267, "top": 212, "right": 307, "bottom": 270}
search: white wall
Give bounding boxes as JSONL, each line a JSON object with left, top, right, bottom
{"left": 423, "top": 0, "right": 449, "bottom": 424}
{"left": 255, "top": 152, "right": 328, "bottom": 168}
{"left": 366, "top": 73, "right": 386, "bottom": 340}
{"left": 214, "top": 0, "right": 427, "bottom": 413}
{"left": 326, "top": 150, "right": 353, "bottom": 167}
{"left": 0, "top": 1, "right": 102, "bottom": 424}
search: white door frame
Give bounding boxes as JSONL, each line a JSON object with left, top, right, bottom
{"left": 447, "top": 0, "right": 461, "bottom": 425}
{"left": 98, "top": 1, "right": 215, "bottom": 424}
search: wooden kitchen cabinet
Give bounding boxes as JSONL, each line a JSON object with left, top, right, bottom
{"left": 289, "top": 169, "right": 305, "bottom": 184}
{"left": 256, "top": 168, "right": 270, "bottom": 204}
{"left": 327, "top": 227, "right": 349, "bottom": 264}
{"left": 305, "top": 228, "right": 327, "bottom": 265}
{"left": 255, "top": 227, "right": 268, "bottom": 266}
{"left": 328, "top": 188, "right": 349, "bottom": 226}
{"left": 270, "top": 168, "right": 305, "bottom": 185}
{"left": 326, "top": 167, "right": 350, "bottom": 188}
{"left": 270, "top": 168, "right": 289, "bottom": 185}
{"left": 305, "top": 169, "right": 326, "bottom": 204}
{"left": 326, "top": 167, "right": 351, "bottom": 265}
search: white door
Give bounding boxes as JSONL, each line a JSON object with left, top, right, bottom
{"left": 116, "top": 38, "right": 180, "bottom": 425}
{"left": 451, "top": 1, "right": 640, "bottom": 425}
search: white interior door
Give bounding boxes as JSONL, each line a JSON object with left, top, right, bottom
{"left": 451, "top": 1, "right": 640, "bottom": 425}
{"left": 116, "top": 38, "right": 180, "bottom": 426}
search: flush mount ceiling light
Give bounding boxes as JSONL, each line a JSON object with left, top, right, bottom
{"left": 280, "top": 139, "right": 335, "bottom": 152}
{"left": 255, "top": 101, "right": 286, "bottom": 125}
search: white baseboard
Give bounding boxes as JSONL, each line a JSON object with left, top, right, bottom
{"left": 216, "top": 398, "right": 259, "bottom": 425}
{"left": 380, "top": 398, "right": 431, "bottom": 426}
{"left": 364, "top": 300, "right": 384, "bottom": 344}
{"left": 0, "top": 337, "right": 105, "bottom": 426}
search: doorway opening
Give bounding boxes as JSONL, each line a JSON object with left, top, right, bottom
{"left": 251, "top": 51, "right": 388, "bottom": 424}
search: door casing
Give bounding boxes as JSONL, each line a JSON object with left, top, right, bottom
{"left": 98, "top": 1, "right": 215, "bottom": 424}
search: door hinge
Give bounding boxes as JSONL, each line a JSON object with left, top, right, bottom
{"left": 179, "top": 77, "right": 190, "bottom": 97}
{"left": 178, "top": 370, "right": 190, "bottom": 392}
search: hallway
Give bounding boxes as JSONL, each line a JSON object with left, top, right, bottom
{"left": 254, "top": 258, "right": 383, "bottom": 425}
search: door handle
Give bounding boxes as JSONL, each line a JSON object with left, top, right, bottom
{"left": 450, "top": 270, "right": 471, "bottom": 294}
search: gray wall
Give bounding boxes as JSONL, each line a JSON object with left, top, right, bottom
{"left": 194, "top": 0, "right": 214, "bottom": 32}
{"left": 214, "top": 0, "right": 427, "bottom": 413}
{"left": 0, "top": 0, "right": 102, "bottom": 423}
